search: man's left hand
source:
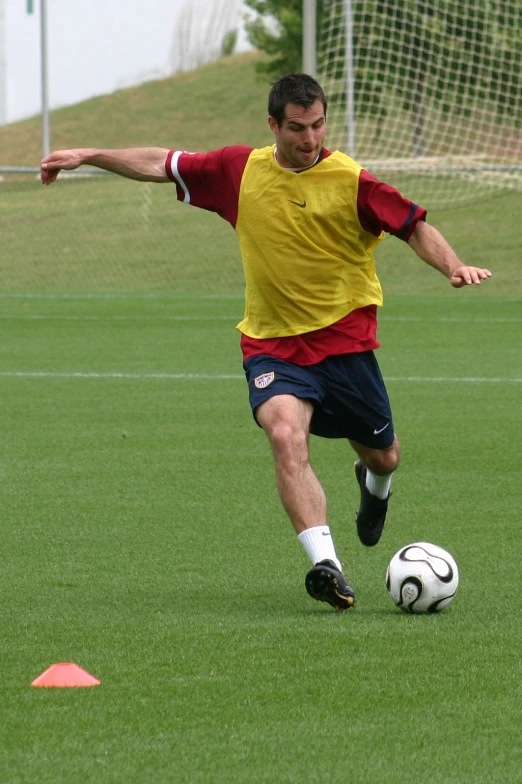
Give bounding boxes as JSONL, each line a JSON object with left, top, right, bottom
{"left": 450, "top": 266, "right": 492, "bottom": 288}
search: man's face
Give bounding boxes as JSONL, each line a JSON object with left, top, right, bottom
{"left": 269, "top": 100, "right": 326, "bottom": 169}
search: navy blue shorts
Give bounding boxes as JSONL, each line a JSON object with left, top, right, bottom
{"left": 243, "top": 352, "right": 395, "bottom": 449}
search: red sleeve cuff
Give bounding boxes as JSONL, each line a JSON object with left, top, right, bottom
{"left": 165, "top": 150, "right": 175, "bottom": 181}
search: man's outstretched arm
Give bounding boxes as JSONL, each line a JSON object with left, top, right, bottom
{"left": 40, "top": 147, "right": 171, "bottom": 185}
{"left": 407, "top": 220, "right": 492, "bottom": 288}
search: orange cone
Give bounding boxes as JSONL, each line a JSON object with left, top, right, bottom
{"left": 31, "top": 663, "right": 101, "bottom": 688}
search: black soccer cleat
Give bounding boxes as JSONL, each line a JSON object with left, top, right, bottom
{"left": 305, "top": 559, "right": 356, "bottom": 612}
{"left": 354, "top": 460, "right": 390, "bottom": 547}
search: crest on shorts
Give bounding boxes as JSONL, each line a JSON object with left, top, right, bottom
{"left": 254, "top": 371, "right": 275, "bottom": 389}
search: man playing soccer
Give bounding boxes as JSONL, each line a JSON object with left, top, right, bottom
{"left": 40, "top": 73, "right": 491, "bottom": 612}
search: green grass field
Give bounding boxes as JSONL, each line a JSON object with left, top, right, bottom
{"left": 2, "top": 293, "right": 521, "bottom": 783}
{"left": 1, "top": 52, "right": 521, "bottom": 784}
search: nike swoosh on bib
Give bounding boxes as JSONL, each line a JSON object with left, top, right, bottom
{"left": 289, "top": 200, "right": 306, "bottom": 208}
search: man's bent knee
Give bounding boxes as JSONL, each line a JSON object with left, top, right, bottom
{"left": 371, "top": 447, "right": 400, "bottom": 475}
{"left": 256, "top": 395, "right": 313, "bottom": 466}
{"left": 351, "top": 437, "right": 400, "bottom": 476}
{"left": 256, "top": 395, "right": 313, "bottom": 435}
{"left": 268, "top": 420, "right": 306, "bottom": 455}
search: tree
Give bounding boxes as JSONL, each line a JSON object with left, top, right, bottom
{"left": 245, "top": 0, "right": 522, "bottom": 137}
{"left": 347, "top": 0, "right": 522, "bottom": 147}
{"left": 171, "top": 0, "right": 240, "bottom": 73}
{"left": 244, "top": 0, "right": 304, "bottom": 80}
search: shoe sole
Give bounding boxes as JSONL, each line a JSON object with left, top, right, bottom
{"left": 305, "top": 565, "right": 355, "bottom": 612}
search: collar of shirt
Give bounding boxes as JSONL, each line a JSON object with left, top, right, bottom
{"left": 273, "top": 147, "right": 323, "bottom": 172}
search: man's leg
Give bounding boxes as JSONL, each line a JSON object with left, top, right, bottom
{"left": 256, "top": 393, "right": 355, "bottom": 610}
{"left": 349, "top": 436, "right": 400, "bottom": 546}
{"left": 256, "top": 394, "right": 325, "bottom": 534}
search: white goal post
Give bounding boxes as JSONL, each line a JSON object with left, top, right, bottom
{"left": 306, "top": 0, "right": 522, "bottom": 209}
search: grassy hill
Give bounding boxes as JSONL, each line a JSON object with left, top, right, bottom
{"left": 0, "top": 50, "right": 520, "bottom": 295}
{"left": 0, "top": 52, "right": 270, "bottom": 166}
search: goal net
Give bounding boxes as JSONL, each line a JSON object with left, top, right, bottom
{"left": 317, "top": 0, "right": 522, "bottom": 209}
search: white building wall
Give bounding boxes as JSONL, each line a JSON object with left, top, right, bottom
{"left": 1, "top": 0, "right": 251, "bottom": 126}
{"left": 5, "top": 0, "right": 40, "bottom": 124}
{"left": 0, "top": 0, "right": 7, "bottom": 124}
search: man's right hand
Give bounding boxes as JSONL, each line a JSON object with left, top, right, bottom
{"left": 40, "top": 150, "right": 86, "bottom": 185}
{"left": 40, "top": 147, "right": 171, "bottom": 184}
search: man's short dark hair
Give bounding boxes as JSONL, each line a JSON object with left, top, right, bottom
{"left": 268, "top": 73, "right": 327, "bottom": 127}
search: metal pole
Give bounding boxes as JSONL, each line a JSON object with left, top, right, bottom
{"left": 302, "top": 0, "right": 316, "bottom": 77}
{"left": 345, "top": 0, "right": 356, "bottom": 158}
{"left": 40, "top": 0, "right": 50, "bottom": 156}
{"left": 0, "top": 0, "right": 6, "bottom": 125}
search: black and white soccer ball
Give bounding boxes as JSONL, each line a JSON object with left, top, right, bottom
{"left": 386, "top": 542, "right": 459, "bottom": 614}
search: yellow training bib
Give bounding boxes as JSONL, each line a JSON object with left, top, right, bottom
{"left": 235, "top": 145, "right": 384, "bottom": 339}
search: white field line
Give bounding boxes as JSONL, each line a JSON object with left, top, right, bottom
{"left": 0, "top": 315, "right": 521, "bottom": 323}
{"left": 384, "top": 316, "right": 522, "bottom": 323}
{"left": 0, "top": 293, "right": 244, "bottom": 301}
{"left": 0, "top": 371, "right": 520, "bottom": 383}
{"left": 385, "top": 376, "right": 522, "bottom": 382}
{"left": 0, "top": 372, "right": 243, "bottom": 379}
{"left": 0, "top": 314, "right": 239, "bottom": 321}
{"left": 1, "top": 292, "right": 520, "bottom": 304}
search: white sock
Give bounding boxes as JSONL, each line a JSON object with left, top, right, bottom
{"left": 297, "top": 526, "right": 342, "bottom": 571}
{"left": 366, "top": 469, "right": 393, "bottom": 500}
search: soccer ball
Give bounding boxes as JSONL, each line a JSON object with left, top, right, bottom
{"left": 385, "top": 542, "right": 459, "bottom": 614}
